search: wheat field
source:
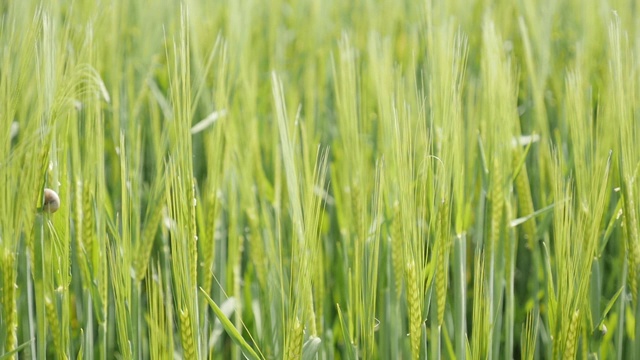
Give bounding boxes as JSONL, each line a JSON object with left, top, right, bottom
{"left": 1, "top": 0, "right": 640, "bottom": 359}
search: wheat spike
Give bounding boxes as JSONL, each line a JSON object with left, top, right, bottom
{"left": 2, "top": 251, "right": 17, "bottom": 359}
{"left": 436, "top": 199, "right": 449, "bottom": 326}
{"left": 179, "top": 308, "right": 197, "bottom": 360}
{"left": 391, "top": 202, "right": 404, "bottom": 299}
{"left": 45, "top": 295, "right": 65, "bottom": 359}
{"left": 512, "top": 150, "right": 536, "bottom": 248}
{"left": 406, "top": 259, "right": 421, "bottom": 360}
{"left": 134, "top": 197, "right": 163, "bottom": 282}
{"left": 563, "top": 310, "right": 580, "bottom": 360}
{"left": 623, "top": 177, "right": 640, "bottom": 305}
{"left": 189, "top": 179, "right": 199, "bottom": 289}
{"left": 285, "top": 317, "right": 303, "bottom": 360}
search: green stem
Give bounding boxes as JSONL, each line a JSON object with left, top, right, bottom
{"left": 453, "top": 233, "right": 466, "bottom": 359}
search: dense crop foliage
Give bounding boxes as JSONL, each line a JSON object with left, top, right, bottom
{"left": 1, "top": 0, "right": 640, "bottom": 358}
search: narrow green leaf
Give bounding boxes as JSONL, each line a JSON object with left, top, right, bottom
{"left": 211, "top": 297, "right": 238, "bottom": 346}
{"left": 0, "top": 339, "right": 34, "bottom": 360}
{"left": 301, "top": 336, "right": 321, "bottom": 360}
{"left": 597, "top": 286, "right": 624, "bottom": 328}
{"left": 509, "top": 202, "right": 556, "bottom": 228}
{"left": 200, "top": 288, "right": 261, "bottom": 360}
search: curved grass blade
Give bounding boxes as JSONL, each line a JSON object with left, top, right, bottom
{"left": 0, "top": 339, "right": 33, "bottom": 360}
{"left": 301, "top": 336, "right": 321, "bottom": 360}
{"left": 200, "top": 288, "right": 262, "bottom": 360}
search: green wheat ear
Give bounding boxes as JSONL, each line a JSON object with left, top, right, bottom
{"left": 563, "top": 309, "right": 581, "bottom": 360}
{"left": 436, "top": 198, "right": 450, "bottom": 327}
{"left": 391, "top": 202, "right": 404, "bottom": 299}
{"left": 2, "top": 250, "right": 18, "bottom": 358}
{"left": 284, "top": 317, "right": 304, "bottom": 360}
{"left": 405, "top": 259, "right": 422, "bottom": 360}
